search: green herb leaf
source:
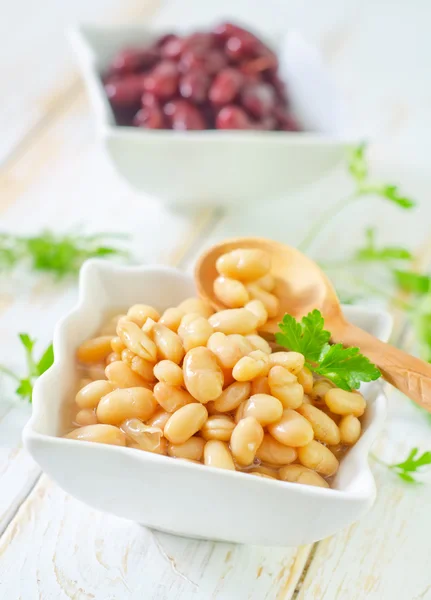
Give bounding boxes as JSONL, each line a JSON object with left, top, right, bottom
{"left": 393, "top": 270, "right": 431, "bottom": 295}
{"left": 388, "top": 448, "right": 431, "bottom": 483}
{"left": 276, "top": 310, "right": 381, "bottom": 391}
{"left": 355, "top": 227, "right": 412, "bottom": 262}
{"left": 348, "top": 143, "right": 368, "bottom": 184}
{"left": 15, "top": 378, "right": 33, "bottom": 402}
{"left": 0, "top": 230, "right": 129, "bottom": 279}
{"left": 275, "top": 309, "right": 331, "bottom": 363}
{"left": 18, "top": 333, "right": 35, "bottom": 353}
{"left": 0, "top": 335, "right": 53, "bottom": 403}
{"left": 313, "top": 343, "right": 381, "bottom": 391}
{"left": 378, "top": 184, "right": 416, "bottom": 209}
{"left": 36, "top": 344, "right": 54, "bottom": 375}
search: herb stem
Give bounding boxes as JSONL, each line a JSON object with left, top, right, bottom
{"left": 298, "top": 192, "right": 360, "bottom": 253}
{"left": 369, "top": 452, "right": 388, "bottom": 467}
{"left": 0, "top": 365, "right": 20, "bottom": 382}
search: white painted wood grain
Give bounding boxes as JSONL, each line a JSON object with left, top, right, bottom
{"left": 0, "top": 476, "right": 308, "bottom": 600}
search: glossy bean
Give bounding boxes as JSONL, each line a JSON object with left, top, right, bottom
{"left": 152, "top": 323, "right": 185, "bottom": 364}
{"left": 77, "top": 336, "right": 113, "bottom": 364}
{"left": 243, "top": 393, "right": 283, "bottom": 426}
{"left": 297, "top": 367, "right": 313, "bottom": 394}
{"left": 75, "top": 380, "right": 114, "bottom": 409}
{"left": 297, "top": 440, "right": 339, "bottom": 476}
{"left": 213, "top": 381, "right": 251, "bottom": 412}
{"left": 215, "top": 249, "right": 271, "bottom": 281}
{"left": 254, "top": 273, "right": 275, "bottom": 292}
{"left": 214, "top": 276, "right": 249, "bottom": 308}
{"left": 339, "top": 414, "right": 361, "bottom": 444}
{"left": 297, "top": 404, "right": 340, "bottom": 445}
{"left": 230, "top": 417, "right": 264, "bottom": 466}
{"left": 164, "top": 403, "right": 208, "bottom": 444}
{"left": 251, "top": 375, "right": 271, "bottom": 395}
{"left": 130, "top": 355, "right": 157, "bottom": 382}
{"left": 73, "top": 408, "right": 98, "bottom": 426}
{"left": 146, "top": 409, "right": 171, "bottom": 429}
{"left": 267, "top": 409, "right": 314, "bottom": 447}
{"left": 310, "top": 379, "right": 334, "bottom": 399}
{"left": 200, "top": 415, "right": 235, "bottom": 441}
{"left": 244, "top": 299, "right": 268, "bottom": 327}
{"left": 245, "top": 334, "right": 271, "bottom": 354}
{"left": 153, "top": 360, "right": 184, "bottom": 386}
{"left": 177, "top": 297, "right": 214, "bottom": 318}
{"left": 168, "top": 436, "right": 205, "bottom": 460}
{"left": 117, "top": 318, "right": 157, "bottom": 362}
{"left": 279, "top": 464, "right": 329, "bottom": 488}
{"left": 269, "top": 352, "right": 305, "bottom": 374}
{"left": 246, "top": 283, "right": 279, "bottom": 318}
{"left": 255, "top": 433, "right": 297, "bottom": 465}
{"left": 208, "top": 308, "right": 258, "bottom": 335}
{"left": 207, "top": 332, "right": 252, "bottom": 369}
{"left": 159, "top": 307, "right": 185, "bottom": 332}
{"left": 178, "top": 315, "right": 213, "bottom": 352}
{"left": 105, "top": 361, "right": 149, "bottom": 389}
{"left": 111, "top": 336, "right": 126, "bottom": 354}
{"left": 154, "top": 382, "right": 194, "bottom": 412}
{"left": 232, "top": 352, "right": 269, "bottom": 382}
{"left": 268, "top": 366, "right": 304, "bottom": 409}
{"left": 325, "top": 388, "right": 366, "bottom": 416}
{"left": 204, "top": 440, "right": 235, "bottom": 470}
{"left": 183, "top": 347, "right": 224, "bottom": 403}
{"left": 65, "top": 424, "right": 126, "bottom": 446}
{"left": 97, "top": 388, "right": 157, "bottom": 425}
{"left": 126, "top": 304, "right": 160, "bottom": 327}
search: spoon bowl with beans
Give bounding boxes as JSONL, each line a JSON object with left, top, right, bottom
{"left": 195, "top": 237, "right": 431, "bottom": 412}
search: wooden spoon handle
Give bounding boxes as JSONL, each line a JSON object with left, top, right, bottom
{"left": 331, "top": 322, "right": 431, "bottom": 412}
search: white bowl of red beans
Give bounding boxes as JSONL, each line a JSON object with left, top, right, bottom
{"left": 70, "top": 23, "right": 358, "bottom": 207}
{"left": 23, "top": 259, "right": 390, "bottom": 546}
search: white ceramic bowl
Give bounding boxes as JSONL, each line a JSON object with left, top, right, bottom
{"left": 70, "top": 24, "right": 359, "bottom": 207}
{"left": 23, "top": 261, "right": 391, "bottom": 546}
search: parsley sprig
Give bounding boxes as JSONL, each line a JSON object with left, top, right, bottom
{"left": 276, "top": 309, "right": 381, "bottom": 391}
{"left": 298, "top": 142, "right": 415, "bottom": 253}
{"left": 0, "top": 334, "right": 54, "bottom": 402}
{"left": 371, "top": 448, "right": 431, "bottom": 484}
{"left": 0, "top": 230, "right": 129, "bottom": 278}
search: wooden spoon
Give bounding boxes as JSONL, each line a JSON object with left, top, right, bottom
{"left": 195, "top": 236, "right": 431, "bottom": 412}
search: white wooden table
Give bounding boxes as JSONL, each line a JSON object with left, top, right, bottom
{"left": 1, "top": 1, "right": 431, "bottom": 598}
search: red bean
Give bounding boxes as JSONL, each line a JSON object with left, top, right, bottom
{"left": 225, "top": 32, "right": 259, "bottom": 61}
{"left": 110, "top": 48, "right": 159, "bottom": 75}
{"left": 179, "top": 70, "right": 210, "bottom": 103}
{"left": 160, "top": 35, "right": 185, "bottom": 60}
{"left": 216, "top": 106, "right": 252, "bottom": 129}
{"left": 185, "top": 32, "right": 216, "bottom": 52}
{"left": 133, "top": 106, "right": 165, "bottom": 129}
{"left": 164, "top": 100, "right": 205, "bottom": 130}
{"left": 141, "top": 92, "right": 159, "bottom": 108}
{"left": 274, "top": 107, "right": 300, "bottom": 131}
{"left": 213, "top": 23, "right": 252, "bottom": 41}
{"left": 205, "top": 50, "right": 228, "bottom": 75}
{"left": 209, "top": 68, "right": 244, "bottom": 106}
{"left": 241, "top": 82, "right": 276, "bottom": 118}
{"left": 105, "top": 76, "right": 145, "bottom": 107}
{"left": 143, "top": 60, "right": 179, "bottom": 99}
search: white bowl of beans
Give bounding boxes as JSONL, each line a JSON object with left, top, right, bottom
{"left": 23, "top": 256, "right": 391, "bottom": 546}
{"left": 70, "top": 23, "right": 358, "bottom": 207}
